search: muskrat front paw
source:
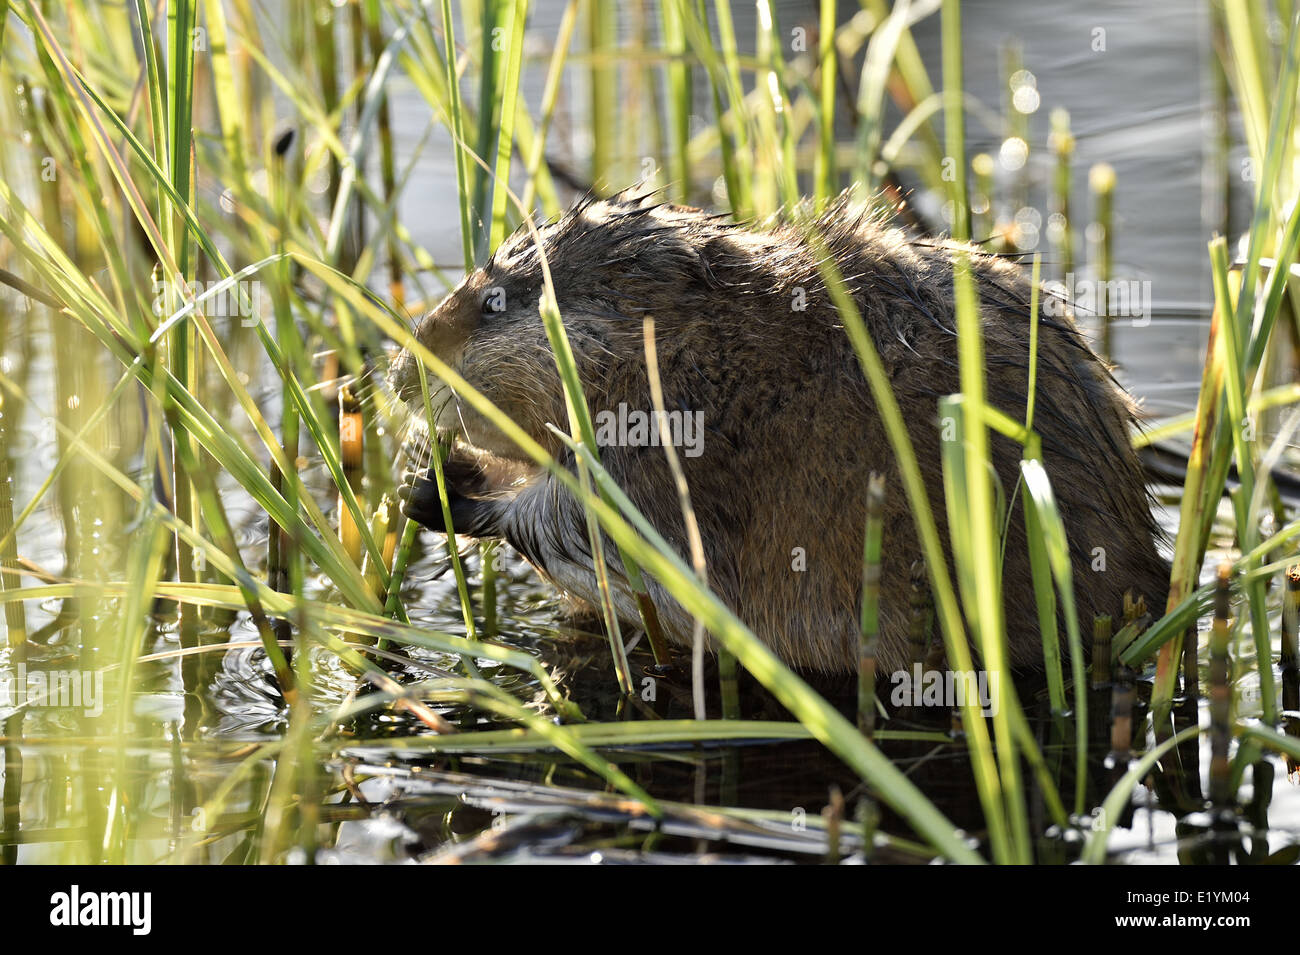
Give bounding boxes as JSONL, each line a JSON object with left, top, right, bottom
{"left": 396, "top": 468, "right": 443, "bottom": 529}
{"left": 397, "top": 468, "right": 502, "bottom": 539}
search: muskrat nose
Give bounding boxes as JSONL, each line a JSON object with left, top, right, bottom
{"left": 387, "top": 295, "right": 477, "bottom": 406}
{"left": 386, "top": 347, "right": 422, "bottom": 404}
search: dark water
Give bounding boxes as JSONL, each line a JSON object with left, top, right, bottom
{"left": 4, "top": 0, "right": 1299, "bottom": 864}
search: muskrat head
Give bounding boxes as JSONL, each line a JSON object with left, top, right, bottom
{"left": 386, "top": 249, "right": 564, "bottom": 462}
{"left": 387, "top": 190, "right": 729, "bottom": 462}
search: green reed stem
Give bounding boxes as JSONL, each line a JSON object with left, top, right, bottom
{"left": 814, "top": 0, "right": 836, "bottom": 208}
{"left": 521, "top": 0, "right": 578, "bottom": 216}
{"left": 587, "top": 0, "right": 616, "bottom": 189}
{"left": 416, "top": 360, "right": 482, "bottom": 675}
{"left": 1049, "top": 108, "right": 1074, "bottom": 281}
{"left": 859, "top": 472, "right": 884, "bottom": 737}
{"left": 942, "top": 0, "right": 1027, "bottom": 861}
{"left": 439, "top": 0, "right": 475, "bottom": 269}
{"left": 1210, "top": 235, "right": 1274, "bottom": 722}
{"left": 1088, "top": 162, "right": 1114, "bottom": 358}
{"left": 659, "top": 0, "right": 689, "bottom": 202}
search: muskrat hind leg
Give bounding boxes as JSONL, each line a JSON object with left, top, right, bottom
{"left": 397, "top": 467, "right": 506, "bottom": 539}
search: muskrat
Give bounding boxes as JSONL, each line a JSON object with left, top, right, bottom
{"left": 388, "top": 190, "right": 1169, "bottom": 675}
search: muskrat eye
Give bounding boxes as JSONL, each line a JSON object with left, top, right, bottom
{"left": 480, "top": 285, "right": 507, "bottom": 316}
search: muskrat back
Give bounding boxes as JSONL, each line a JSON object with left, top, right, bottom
{"left": 389, "top": 191, "right": 1169, "bottom": 675}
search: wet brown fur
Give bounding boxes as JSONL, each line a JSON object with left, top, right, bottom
{"left": 389, "top": 190, "right": 1169, "bottom": 675}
